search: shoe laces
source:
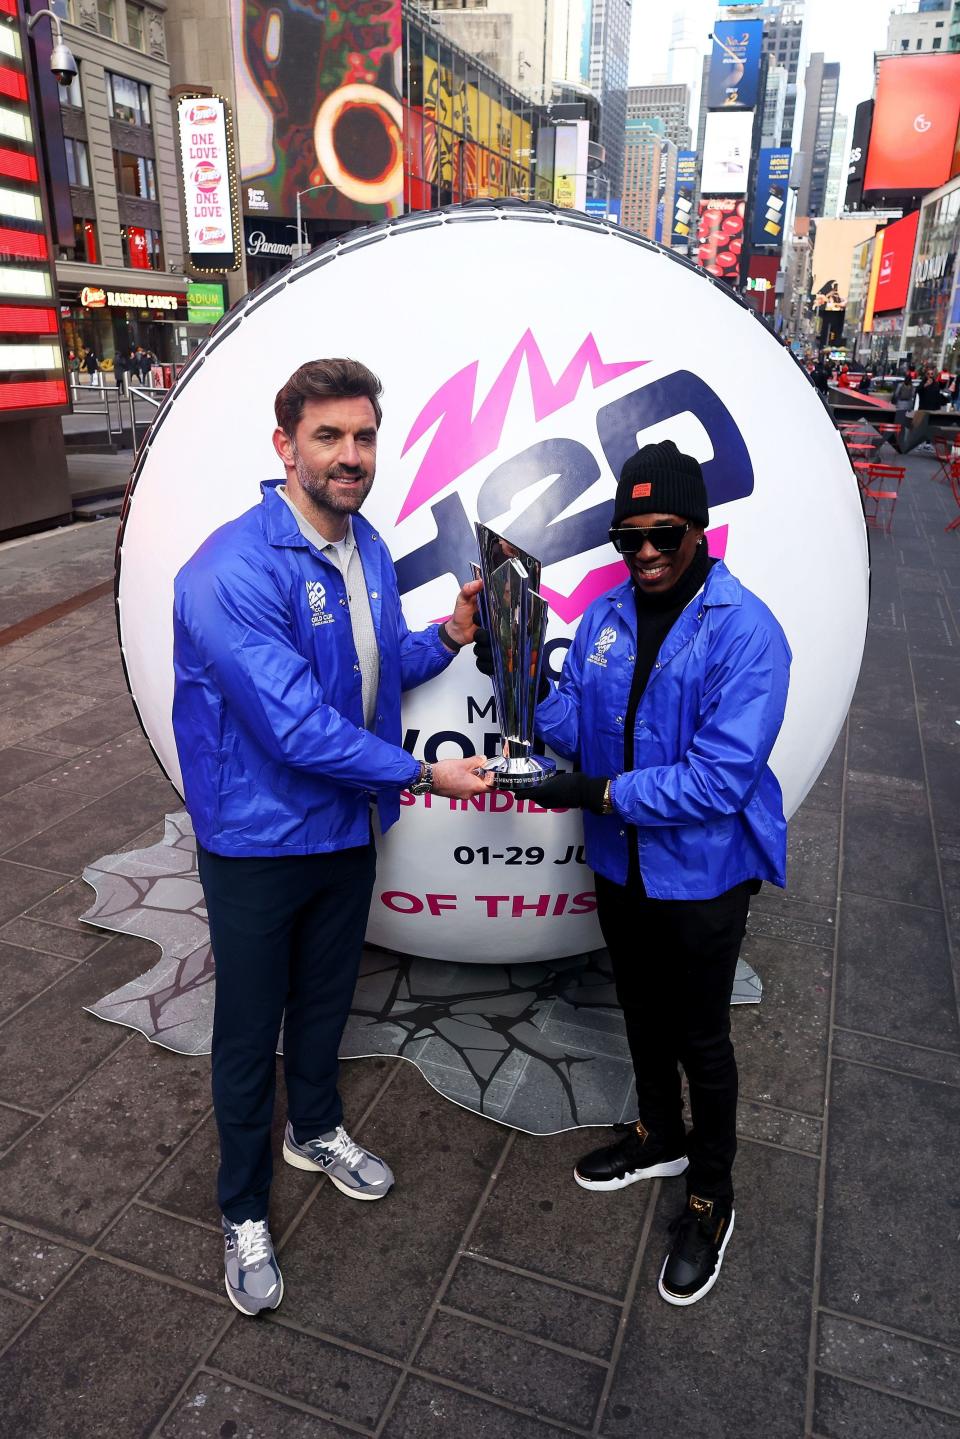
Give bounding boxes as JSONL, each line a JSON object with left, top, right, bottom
{"left": 324, "top": 1125, "right": 365, "bottom": 1168}
{"left": 234, "top": 1218, "right": 271, "bottom": 1267}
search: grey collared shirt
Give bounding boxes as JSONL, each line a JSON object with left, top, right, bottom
{"left": 278, "top": 487, "right": 380, "bottom": 728}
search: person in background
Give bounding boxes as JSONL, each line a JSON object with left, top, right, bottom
{"left": 892, "top": 374, "right": 915, "bottom": 446}
{"left": 82, "top": 348, "right": 100, "bottom": 386}
{"left": 475, "top": 440, "right": 791, "bottom": 1308}
{"left": 917, "top": 367, "right": 945, "bottom": 412}
{"left": 856, "top": 370, "right": 873, "bottom": 395}
{"left": 113, "top": 349, "right": 127, "bottom": 393}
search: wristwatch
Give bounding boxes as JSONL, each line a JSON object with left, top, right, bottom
{"left": 409, "top": 761, "right": 434, "bottom": 795}
{"left": 601, "top": 779, "right": 615, "bottom": 816}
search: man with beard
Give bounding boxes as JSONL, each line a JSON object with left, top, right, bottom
{"left": 173, "top": 358, "right": 491, "bottom": 1316}
{"left": 476, "top": 440, "right": 791, "bottom": 1306}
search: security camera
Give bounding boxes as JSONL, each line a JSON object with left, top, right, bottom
{"left": 50, "top": 41, "right": 78, "bottom": 86}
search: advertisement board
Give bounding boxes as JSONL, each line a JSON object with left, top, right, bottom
{"left": 874, "top": 210, "right": 920, "bottom": 314}
{"left": 751, "top": 148, "right": 790, "bottom": 249}
{"left": 186, "top": 282, "right": 226, "bottom": 326}
{"left": 176, "top": 96, "right": 240, "bottom": 272}
{"left": 696, "top": 196, "right": 745, "bottom": 284}
{"left": 585, "top": 198, "right": 622, "bottom": 224}
{"left": 231, "top": 0, "right": 403, "bottom": 222}
{"left": 844, "top": 99, "right": 873, "bottom": 210}
{"left": 702, "top": 111, "right": 753, "bottom": 196}
{"left": 811, "top": 217, "right": 882, "bottom": 308}
{"left": 863, "top": 56, "right": 960, "bottom": 194}
{"left": 671, "top": 151, "right": 697, "bottom": 246}
{"left": 0, "top": 0, "right": 66, "bottom": 418}
{"left": 708, "top": 20, "right": 763, "bottom": 110}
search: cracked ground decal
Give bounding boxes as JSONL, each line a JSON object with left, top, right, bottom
{"left": 81, "top": 812, "right": 762, "bottom": 1134}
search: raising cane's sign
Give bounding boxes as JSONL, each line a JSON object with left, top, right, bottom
{"left": 175, "top": 96, "right": 240, "bottom": 272}
{"left": 115, "top": 206, "right": 868, "bottom": 964}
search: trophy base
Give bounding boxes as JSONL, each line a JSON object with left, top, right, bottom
{"left": 480, "top": 755, "right": 557, "bottom": 789}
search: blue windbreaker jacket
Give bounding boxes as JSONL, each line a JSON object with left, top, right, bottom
{"left": 535, "top": 561, "right": 791, "bottom": 899}
{"left": 172, "top": 481, "right": 453, "bottom": 857}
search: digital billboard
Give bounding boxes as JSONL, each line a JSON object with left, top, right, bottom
{"left": 873, "top": 210, "right": 920, "bottom": 314}
{"left": 176, "top": 96, "right": 240, "bottom": 272}
{"left": 702, "top": 111, "right": 753, "bottom": 196}
{"left": 0, "top": 0, "right": 66, "bottom": 418}
{"left": 696, "top": 197, "right": 744, "bottom": 284}
{"left": 863, "top": 56, "right": 960, "bottom": 194}
{"left": 672, "top": 151, "right": 697, "bottom": 245}
{"left": 231, "top": 0, "right": 403, "bottom": 222}
{"left": 751, "top": 148, "right": 790, "bottom": 249}
{"left": 708, "top": 20, "right": 763, "bottom": 110}
{"left": 844, "top": 99, "right": 873, "bottom": 210}
{"left": 811, "top": 217, "right": 881, "bottom": 309}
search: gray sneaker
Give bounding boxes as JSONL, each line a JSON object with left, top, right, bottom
{"left": 221, "top": 1216, "right": 283, "bottom": 1316}
{"left": 282, "top": 1121, "right": 394, "bottom": 1200}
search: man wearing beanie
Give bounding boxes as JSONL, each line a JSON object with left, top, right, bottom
{"left": 475, "top": 439, "right": 791, "bottom": 1306}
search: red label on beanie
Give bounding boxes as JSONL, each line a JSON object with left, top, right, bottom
{"left": 632, "top": 482, "right": 652, "bottom": 498}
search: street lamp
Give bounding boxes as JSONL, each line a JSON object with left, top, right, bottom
{"left": 294, "top": 184, "right": 336, "bottom": 260}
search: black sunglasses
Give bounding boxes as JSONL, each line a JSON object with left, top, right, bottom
{"left": 609, "top": 523, "right": 690, "bottom": 556}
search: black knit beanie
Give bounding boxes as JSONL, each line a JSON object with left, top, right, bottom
{"left": 612, "top": 440, "right": 709, "bottom": 528}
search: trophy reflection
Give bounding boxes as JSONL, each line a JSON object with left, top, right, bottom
{"left": 473, "top": 523, "right": 557, "bottom": 788}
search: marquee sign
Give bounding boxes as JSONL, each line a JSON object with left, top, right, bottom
{"left": 175, "top": 95, "right": 240, "bottom": 272}
{"left": 80, "top": 287, "right": 182, "bottom": 311}
{"left": 115, "top": 204, "right": 868, "bottom": 964}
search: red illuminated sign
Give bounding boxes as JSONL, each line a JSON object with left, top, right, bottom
{"left": 874, "top": 210, "right": 920, "bottom": 313}
{"left": 0, "top": 147, "right": 39, "bottom": 183}
{"left": 864, "top": 56, "right": 960, "bottom": 194}
{"left": 0, "top": 380, "right": 68, "bottom": 410}
{"left": 0, "top": 305, "right": 58, "bottom": 334}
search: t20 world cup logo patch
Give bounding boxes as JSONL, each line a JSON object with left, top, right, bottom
{"left": 587, "top": 626, "right": 618, "bottom": 668}
{"left": 305, "top": 580, "right": 333, "bottom": 627}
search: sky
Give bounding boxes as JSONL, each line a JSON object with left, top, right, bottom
{"left": 629, "top": 0, "right": 893, "bottom": 128}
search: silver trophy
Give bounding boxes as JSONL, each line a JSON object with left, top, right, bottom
{"left": 472, "top": 523, "right": 557, "bottom": 788}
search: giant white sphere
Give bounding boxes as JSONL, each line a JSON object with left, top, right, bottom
{"left": 117, "top": 203, "right": 867, "bottom": 963}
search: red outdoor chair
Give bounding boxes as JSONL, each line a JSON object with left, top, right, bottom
{"left": 860, "top": 462, "right": 905, "bottom": 534}
{"left": 947, "top": 460, "right": 960, "bottom": 534}
{"left": 932, "top": 435, "right": 955, "bottom": 484}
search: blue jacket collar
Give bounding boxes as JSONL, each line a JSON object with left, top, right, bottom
{"left": 607, "top": 558, "right": 741, "bottom": 614}
{"left": 259, "top": 479, "right": 381, "bottom": 555}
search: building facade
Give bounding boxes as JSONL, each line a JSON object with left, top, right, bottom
{"left": 903, "top": 173, "right": 960, "bottom": 368}
{"left": 585, "top": 0, "right": 631, "bottom": 202}
{"left": 626, "top": 83, "right": 691, "bottom": 150}
{"left": 795, "top": 53, "right": 839, "bottom": 219}
{"left": 823, "top": 112, "right": 848, "bottom": 219}
{"left": 50, "top": 0, "right": 190, "bottom": 372}
{"left": 620, "top": 116, "right": 675, "bottom": 241}
{"left": 761, "top": 63, "right": 787, "bottom": 148}
{"left": 884, "top": 3, "right": 951, "bottom": 55}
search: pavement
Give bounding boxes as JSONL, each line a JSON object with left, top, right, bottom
{"left": 0, "top": 451, "right": 957, "bottom": 1439}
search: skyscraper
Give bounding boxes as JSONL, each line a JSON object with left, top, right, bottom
{"left": 620, "top": 117, "right": 676, "bottom": 239}
{"left": 586, "top": 0, "right": 633, "bottom": 201}
{"left": 750, "top": 0, "right": 807, "bottom": 146}
{"left": 822, "top": 113, "right": 848, "bottom": 218}
{"left": 796, "top": 54, "right": 840, "bottom": 218}
{"left": 626, "top": 83, "right": 692, "bottom": 149}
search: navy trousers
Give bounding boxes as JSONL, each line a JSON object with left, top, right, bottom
{"left": 197, "top": 840, "right": 377, "bottom": 1223}
{"left": 595, "top": 874, "right": 754, "bottom": 1204}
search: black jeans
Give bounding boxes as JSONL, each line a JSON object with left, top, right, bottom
{"left": 197, "top": 840, "right": 376, "bottom": 1223}
{"left": 595, "top": 873, "right": 754, "bottom": 1204}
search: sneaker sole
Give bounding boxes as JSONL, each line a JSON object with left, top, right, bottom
{"left": 657, "top": 1208, "right": 736, "bottom": 1307}
{"left": 282, "top": 1141, "right": 392, "bottom": 1200}
{"left": 225, "top": 1271, "right": 284, "bottom": 1317}
{"left": 573, "top": 1156, "right": 689, "bottom": 1191}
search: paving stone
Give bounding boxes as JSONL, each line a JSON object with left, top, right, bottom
{"left": 0, "top": 746, "right": 62, "bottom": 796}
{"left": 17, "top": 735, "right": 90, "bottom": 759}
{"left": 850, "top": 636, "right": 915, "bottom": 721}
{"left": 911, "top": 653, "right": 960, "bottom": 749}
{"left": 3, "top": 770, "right": 182, "bottom": 872}
{"left": 0, "top": 1104, "right": 35, "bottom": 1151}
{"left": 277, "top": 1061, "right": 505, "bottom": 1357}
{"left": 470, "top": 1125, "right": 654, "bottom": 1300}
{"left": 0, "top": 1290, "right": 33, "bottom": 1345}
{"left": 746, "top": 888, "right": 836, "bottom": 950}
{"left": 733, "top": 935, "right": 833, "bottom": 1116}
{"left": 841, "top": 784, "right": 941, "bottom": 910}
{"left": 735, "top": 1099, "right": 821, "bottom": 1155}
{"left": 29, "top": 729, "right": 154, "bottom": 799}
{"left": 0, "top": 780, "right": 97, "bottom": 856}
{"left": 818, "top": 1314, "right": 960, "bottom": 1413}
{"left": 0, "top": 934, "right": 147, "bottom": 1110}
{"left": 831, "top": 1029, "right": 960, "bottom": 1088}
{"left": 0, "top": 667, "right": 64, "bottom": 715}
{"left": 210, "top": 1317, "right": 399, "bottom": 1429}
{"left": 924, "top": 739, "right": 960, "bottom": 841}
{"left": 796, "top": 729, "right": 846, "bottom": 814}
{"left": 782, "top": 805, "right": 841, "bottom": 907}
{"left": 0, "top": 1221, "right": 81, "bottom": 1300}
{"left": 847, "top": 710, "right": 927, "bottom": 786}
{"left": 0, "top": 915, "right": 106, "bottom": 960}
{"left": 416, "top": 1310, "right": 604, "bottom": 1427}
{"left": 0, "top": 689, "right": 102, "bottom": 750}
{"left": 0, "top": 1259, "right": 223, "bottom": 1438}
{"left": 99, "top": 1204, "right": 223, "bottom": 1297}
{"left": 0, "top": 1038, "right": 209, "bottom": 1242}
{"left": 22, "top": 877, "right": 97, "bottom": 931}
{"left": 444, "top": 1255, "right": 621, "bottom": 1358}
{"left": 813, "top": 1372, "right": 960, "bottom": 1439}
{"left": 383, "top": 1375, "right": 565, "bottom": 1438}
{"left": 0, "top": 941, "right": 74, "bottom": 1022}
{"left": 821, "top": 1061, "right": 960, "bottom": 1348}
{"left": 600, "top": 1142, "right": 818, "bottom": 1439}
{"left": 161, "top": 1375, "right": 356, "bottom": 1438}
{"left": 835, "top": 895, "right": 959, "bottom": 1054}
{"left": 37, "top": 693, "right": 140, "bottom": 750}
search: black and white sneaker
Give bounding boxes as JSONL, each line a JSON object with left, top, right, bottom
{"left": 574, "top": 1121, "right": 688, "bottom": 1191}
{"left": 658, "top": 1194, "right": 735, "bottom": 1306}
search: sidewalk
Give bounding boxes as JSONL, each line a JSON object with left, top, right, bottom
{"left": 0, "top": 459, "right": 957, "bottom": 1439}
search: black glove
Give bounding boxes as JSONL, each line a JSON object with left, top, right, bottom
{"left": 474, "top": 623, "right": 551, "bottom": 702}
{"left": 507, "top": 771, "right": 609, "bottom": 813}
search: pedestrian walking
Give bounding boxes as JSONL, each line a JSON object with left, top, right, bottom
{"left": 113, "top": 349, "right": 127, "bottom": 392}
{"left": 475, "top": 440, "right": 791, "bottom": 1307}
{"left": 893, "top": 375, "right": 914, "bottom": 441}
{"left": 173, "top": 357, "right": 493, "bottom": 1317}
{"left": 82, "top": 348, "right": 100, "bottom": 385}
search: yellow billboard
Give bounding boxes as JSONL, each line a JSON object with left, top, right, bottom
{"left": 410, "top": 56, "right": 532, "bottom": 201}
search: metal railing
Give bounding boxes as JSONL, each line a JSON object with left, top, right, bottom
{"left": 126, "top": 384, "right": 164, "bottom": 454}
{"left": 69, "top": 373, "right": 177, "bottom": 451}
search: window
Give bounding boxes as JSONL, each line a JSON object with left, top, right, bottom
{"left": 98, "top": 0, "right": 115, "bottom": 38}
{"left": 121, "top": 224, "right": 163, "bottom": 270}
{"left": 916, "top": 37, "right": 923, "bottom": 48}
{"left": 64, "top": 136, "right": 91, "bottom": 188}
{"left": 933, "top": 36, "right": 942, "bottom": 47}
{"left": 74, "top": 216, "right": 98, "bottom": 263}
{"left": 125, "top": 2, "right": 144, "bottom": 49}
{"left": 107, "top": 73, "right": 151, "bottom": 127}
{"left": 114, "top": 149, "right": 157, "bottom": 200}
{"left": 50, "top": 0, "right": 71, "bottom": 18}
{"left": 901, "top": 38, "right": 910, "bottom": 49}
{"left": 57, "top": 68, "right": 82, "bottom": 109}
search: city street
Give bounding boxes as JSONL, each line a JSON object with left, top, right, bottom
{"left": 0, "top": 448, "right": 956, "bottom": 1437}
